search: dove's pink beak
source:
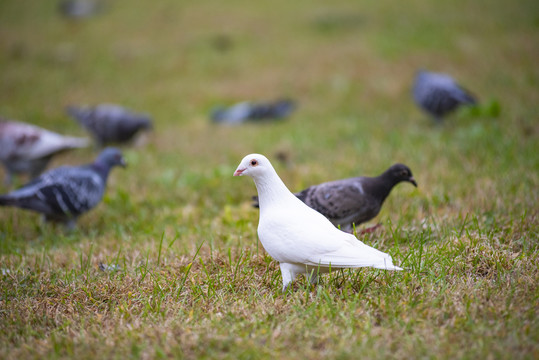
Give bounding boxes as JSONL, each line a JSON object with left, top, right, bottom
{"left": 233, "top": 168, "right": 245, "bottom": 176}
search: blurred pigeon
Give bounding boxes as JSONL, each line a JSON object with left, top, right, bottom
{"left": 0, "top": 147, "right": 126, "bottom": 229}
{"left": 58, "top": 0, "right": 103, "bottom": 19}
{"left": 234, "top": 154, "right": 402, "bottom": 291}
{"left": 0, "top": 119, "right": 89, "bottom": 185}
{"left": 413, "top": 70, "right": 477, "bottom": 122}
{"left": 98, "top": 263, "right": 121, "bottom": 272}
{"left": 211, "top": 99, "right": 296, "bottom": 125}
{"left": 253, "top": 164, "right": 417, "bottom": 233}
{"left": 66, "top": 104, "right": 152, "bottom": 146}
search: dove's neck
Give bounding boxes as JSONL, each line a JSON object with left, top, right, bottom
{"left": 366, "top": 174, "right": 398, "bottom": 203}
{"left": 91, "top": 162, "right": 112, "bottom": 181}
{"left": 252, "top": 171, "right": 293, "bottom": 211}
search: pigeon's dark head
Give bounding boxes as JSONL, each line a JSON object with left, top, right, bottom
{"left": 234, "top": 153, "right": 272, "bottom": 179}
{"left": 137, "top": 116, "right": 153, "bottom": 130}
{"left": 274, "top": 99, "right": 297, "bottom": 117}
{"left": 387, "top": 164, "right": 417, "bottom": 187}
{"left": 96, "top": 147, "right": 127, "bottom": 169}
{"left": 415, "top": 69, "right": 429, "bottom": 79}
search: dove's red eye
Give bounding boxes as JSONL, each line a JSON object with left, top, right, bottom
{"left": 250, "top": 159, "right": 258, "bottom": 166}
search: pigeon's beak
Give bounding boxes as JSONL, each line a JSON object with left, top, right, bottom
{"left": 409, "top": 177, "right": 417, "bottom": 187}
{"left": 233, "top": 168, "right": 245, "bottom": 176}
{"left": 119, "top": 157, "right": 127, "bottom": 168}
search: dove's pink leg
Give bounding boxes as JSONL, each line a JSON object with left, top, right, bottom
{"left": 358, "top": 223, "right": 382, "bottom": 234}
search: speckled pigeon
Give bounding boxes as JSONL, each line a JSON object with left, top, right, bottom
{"left": 0, "top": 147, "right": 126, "bottom": 229}
{"left": 66, "top": 104, "right": 152, "bottom": 146}
{"left": 211, "top": 99, "right": 296, "bottom": 125}
{"left": 0, "top": 119, "right": 89, "bottom": 185}
{"left": 253, "top": 164, "right": 417, "bottom": 233}
{"left": 413, "top": 70, "right": 477, "bottom": 122}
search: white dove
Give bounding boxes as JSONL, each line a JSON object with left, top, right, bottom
{"left": 234, "top": 154, "right": 403, "bottom": 291}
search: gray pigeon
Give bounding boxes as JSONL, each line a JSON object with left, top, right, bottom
{"left": 0, "top": 147, "right": 126, "bottom": 229}
{"left": 66, "top": 104, "right": 152, "bottom": 146}
{"left": 0, "top": 119, "right": 89, "bottom": 185}
{"left": 58, "top": 0, "right": 103, "bottom": 19}
{"left": 413, "top": 70, "right": 477, "bottom": 122}
{"left": 253, "top": 164, "right": 417, "bottom": 233}
{"left": 211, "top": 99, "right": 296, "bottom": 125}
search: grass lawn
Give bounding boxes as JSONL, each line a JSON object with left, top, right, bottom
{"left": 0, "top": 0, "right": 538, "bottom": 358}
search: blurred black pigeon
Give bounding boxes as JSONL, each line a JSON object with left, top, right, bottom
{"left": 0, "top": 119, "right": 89, "bottom": 185}
{"left": 413, "top": 70, "right": 477, "bottom": 122}
{"left": 0, "top": 147, "right": 126, "bottom": 229}
{"left": 58, "top": 0, "right": 103, "bottom": 19}
{"left": 66, "top": 104, "right": 152, "bottom": 146}
{"left": 211, "top": 99, "right": 296, "bottom": 125}
{"left": 253, "top": 164, "right": 417, "bottom": 233}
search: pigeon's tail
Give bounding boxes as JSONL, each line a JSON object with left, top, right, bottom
{"left": 65, "top": 106, "right": 89, "bottom": 124}
{"left": 251, "top": 195, "right": 260, "bottom": 208}
{"left": 312, "top": 239, "right": 404, "bottom": 271}
{"left": 210, "top": 108, "right": 226, "bottom": 123}
{"left": 371, "top": 261, "right": 403, "bottom": 271}
{"left": 347, "top": 251, "right": 403, "bottom": 271}
{"left": 0, "top": 195, "right": 17, "bottom": 207}
{"left": 456, "top": 88, "right": 478, "bottom": 106}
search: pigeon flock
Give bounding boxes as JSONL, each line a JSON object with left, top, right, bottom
{"left": 0, "top": 64, "right": 478, "bottom": 291}
{"left": 0, "top": 104, "right": 145, "bottom": 229}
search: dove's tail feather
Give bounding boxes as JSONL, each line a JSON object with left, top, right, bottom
{"left": 312, "top": 257, "right": 403, "bottom": 271}
{"left": 371, "top": 263, "right": 403, "bottom": 271}
{"left": 308, "top": 241, "right": 403, "bottom": 270}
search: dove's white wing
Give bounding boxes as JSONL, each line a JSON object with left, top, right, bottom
{"left": 258, "top": 195, "right": 400, "bottom": 269}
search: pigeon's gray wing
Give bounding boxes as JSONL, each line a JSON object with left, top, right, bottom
{"left": 1, "top": 166, "right": 105, "bottom": 218}
{"left": 296, "top": 178, "right": 381, "bottom": 226}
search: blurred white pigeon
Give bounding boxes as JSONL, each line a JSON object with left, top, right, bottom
{"left": 234, "top": 154, "right": 403, "bottom": 291}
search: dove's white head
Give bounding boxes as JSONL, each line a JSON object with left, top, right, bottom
{"left": 233, "top": 153, "right": 273, "bottom": 179}
{"left": 234, "top": 153, "right": 291, "bottom": 209}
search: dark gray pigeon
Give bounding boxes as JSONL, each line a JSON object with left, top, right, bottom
{"left": 211, "top": 99, "right": 296, "bottom": 125}
{"left": 0, "top": 119, "right": 89, "bottom": 185}
{"left": 66, "top": 104, "right": 152, "bottom": 146}
{"left": 0, "top": 147, "right": 126, "bottom": 229}
{"left": 413, "top": 70, "right": 477, "bottom": 122}
{"left": 253, "top": 164, "right": 417, "bottom": 233}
